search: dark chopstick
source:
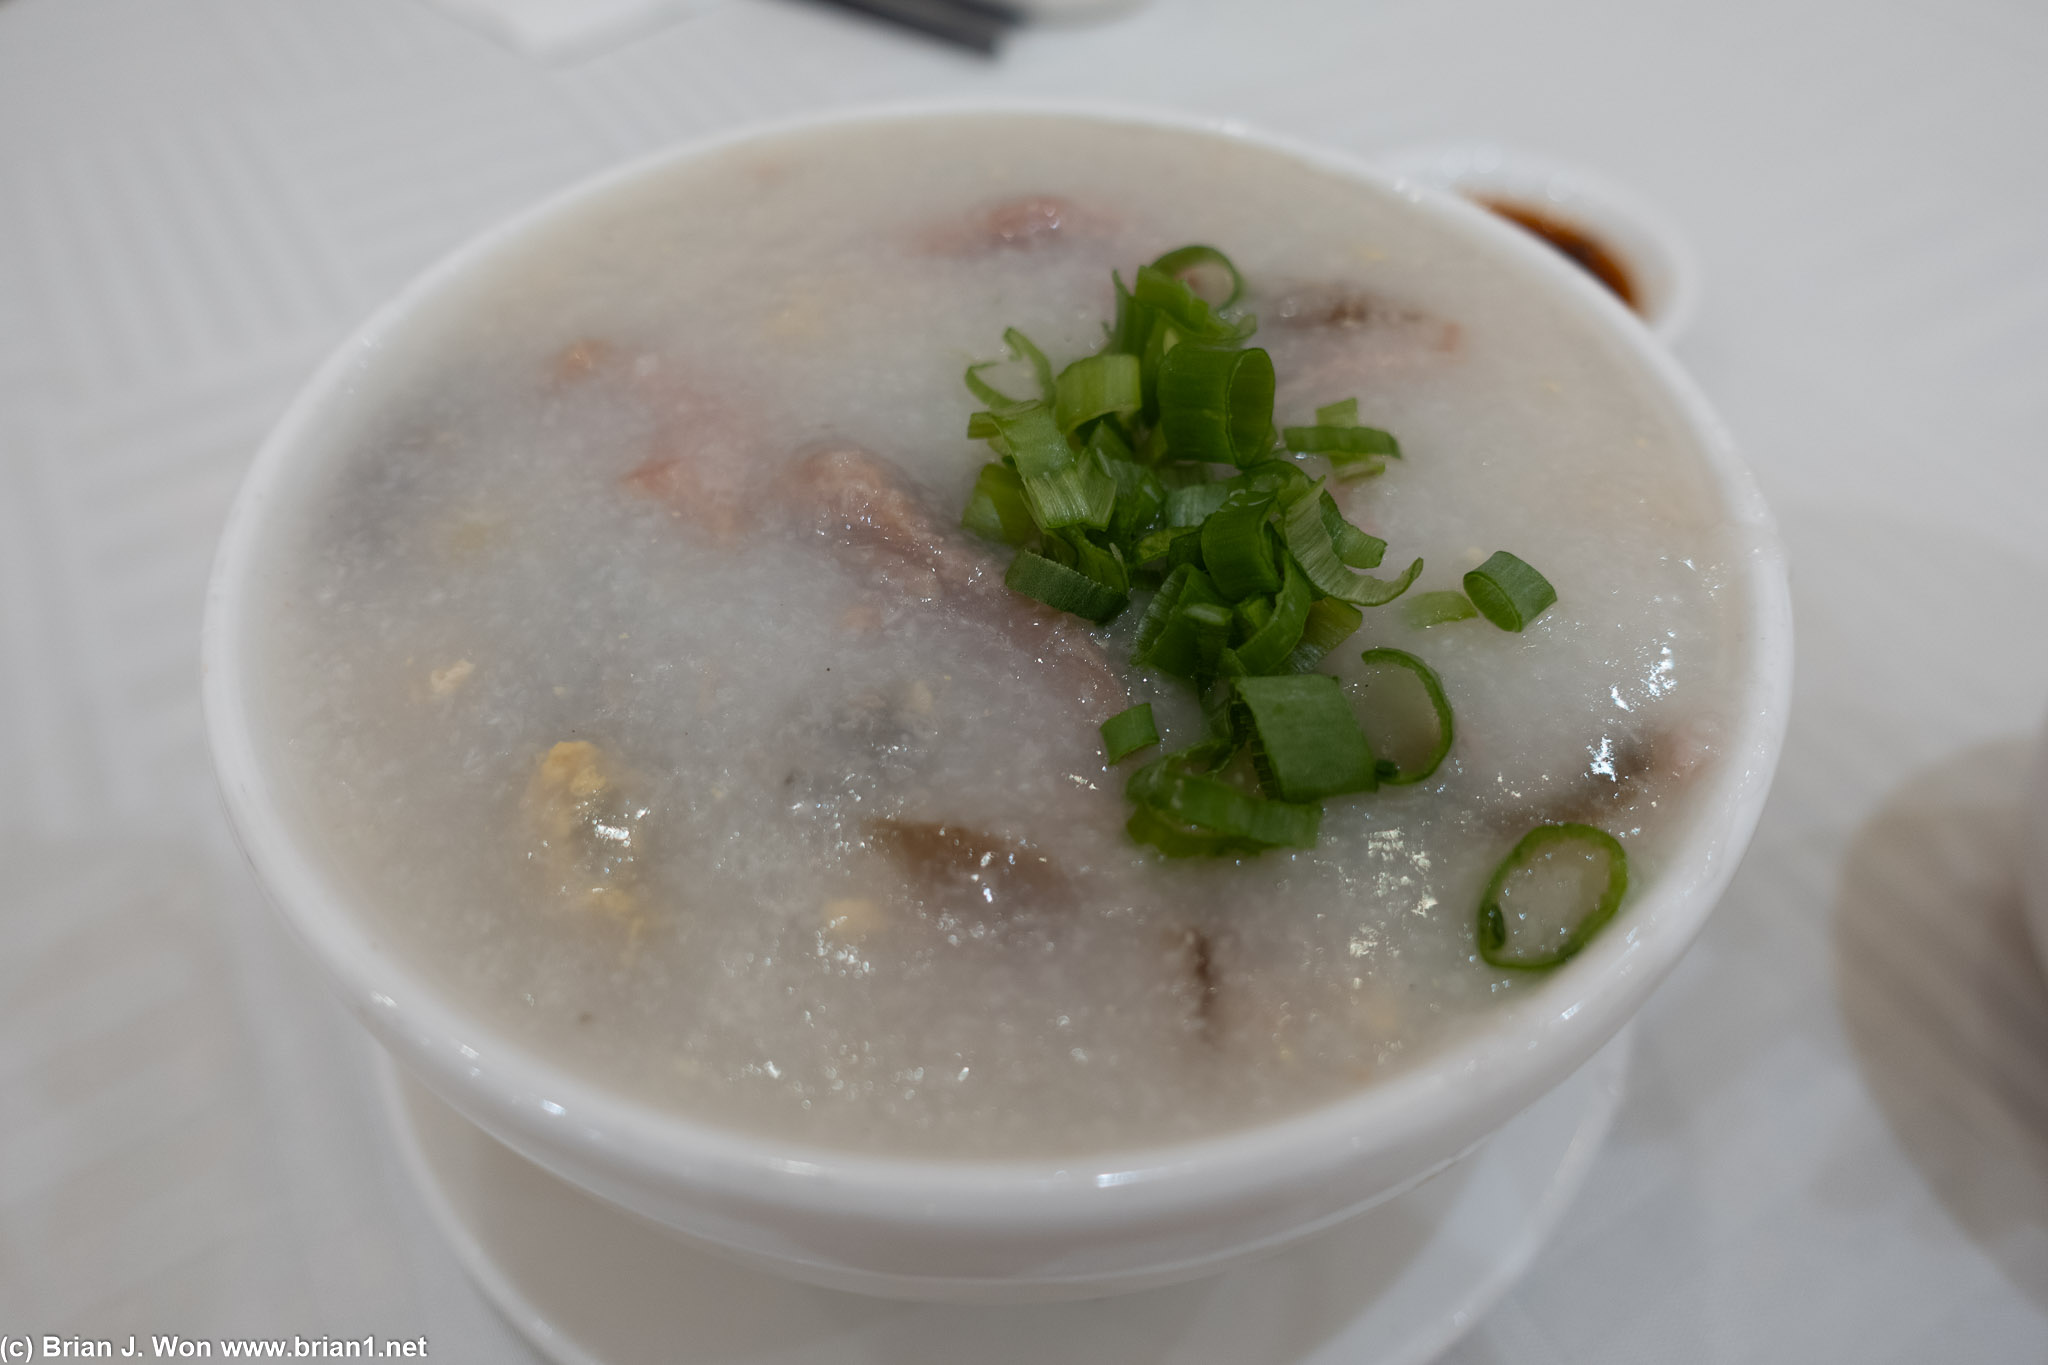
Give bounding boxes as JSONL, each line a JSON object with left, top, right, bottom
{"left": 803, "top": 0, "right": 1024, "bottom": 55}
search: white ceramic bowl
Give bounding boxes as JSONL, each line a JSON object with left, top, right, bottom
{"left": 202, "top": 102, "right": 1792, "bottom": 1304}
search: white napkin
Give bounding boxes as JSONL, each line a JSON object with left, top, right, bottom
{"left": 421, "top": 0, "right": 731, "bottom": 60}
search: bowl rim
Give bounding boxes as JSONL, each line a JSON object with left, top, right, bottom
{"left": 201, "top": 96, "right": 1791, "bottom": 1229}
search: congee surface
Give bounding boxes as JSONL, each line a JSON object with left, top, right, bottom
{"left": 253, "top": 116, "right": 1748, "bottom": 1156}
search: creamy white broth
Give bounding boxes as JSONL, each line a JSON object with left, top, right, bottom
{"left": 254, "top": 115, "right": 1748, "bottom": 1157}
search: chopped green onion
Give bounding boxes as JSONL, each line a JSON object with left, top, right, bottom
{"left": 1403, "top": 590, "right": 1479, "bottom": 628}
{"left": 1128, "top": 751, "right": 1321, "bottom": 851}
{"left": 1282, "top": 424, "right": 1400, "bottom": 458}
{"left": 961, "top": 462, "right": 1035, "bottom": 545}
{"left": 1355, "top": 648, "right": 1454, "bottom": 784}
{"left": 1089, "top": 419, "right": 1136, "bottom": 463}
{"left": 1132, "top": 525, "right": 1201, "bottom": 566}
{"left": 1283, "top": 423, "right": 1401, "bottom": 480}
{"left": 1278, "top": 482, "right": 1422, "bottom": 605}
{"left": 985, "top": 401, "right": 1113, "bottom": 531}
{"left": 966, "top": 329, "right": 1056, "bottom": 410}
{"left": 1199, "top": 492, "right": 1281, "bottom": 600}
{"left": 1105, "top": 271, "right": 1146, "bottom": 356}
{"left": 1054, "top": 353, "right": 1142, "bottom": 434}
{"left": 1043, "top": 527, "right": 1130, "bottom": 594}
{"left": 1315, "top": 397, "right": 1359, "bottom": 427}
{"left": 1147, "top": 244, "right": 1244, "bottom": 310}
{"left": 1464, "top": 551, "right": 1557, "bottom": 631}
{"left": 1004, "top": 550, "right": 1128, "bottom": 624}
{"left": 1476, "top": 824, "right": 1628, "bottom": 970}
{"left": 1132, "top": 264, "right": 1257, "bottom": 345}
{"left": 1125, "top": 806, "right": 1242, "bottom": 858}
{"left": 965, "top": 365, "right": 1023, "bottom": 409}
{"left": 947, "top": 245, "right": 1539, "bottom": 861}
{"left": 1166, "top": 481, "right": 1233, "bottom": 527}
{"left": 1100, "top": 443, "right": 1166, "bottom": 545}
{"left": 1318, "top": 492, "right": 1386, "bottom": 568}
{"left": 988, "top": 402, "right": 1072, "bottom": 480}
{"left": 1132, "top": 564, "right": 1229, "bottom": 679}
{"left": 1181, "top": 601, "right": 1234, "bottom": 675}
{"left": 1156, "top": 345, "right": 1276, "bottom": 467}
{"left": 1024, "top": 452, "right": 1117, "bottom": 531}
{"left": 1005, "top": 327, "right": 1055, "bottom": 403}
{"left": 1226, "top": 555, "right": 1312, "bottom": 676}
{"left": 1232, "top": 459, "right": 1316, "bottom": 501}
{"left": 1231, "top": 673, "right": 1379, "bottom": 802}
{"left": 1101, "top": 703, "right": 1161, "bottom": 763}
{"left": 1286, "top": 598, "right": 1364, "bottom": 672}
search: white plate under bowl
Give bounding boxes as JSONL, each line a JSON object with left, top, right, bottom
{"left": 377, "top": 1027, "right": 1632, "bottom": 1365}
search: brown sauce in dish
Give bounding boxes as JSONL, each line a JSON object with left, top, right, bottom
{"left": 1476, "top": 198, "right": 1639, "bottom": 312}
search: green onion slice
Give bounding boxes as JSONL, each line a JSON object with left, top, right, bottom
{"left": 1101, "top": 445, "right": 1166, "bottom": 544}
{"left": 1403, "top": 590, "right": 1479, "bottom": 628}
{"left": 1127, "top": 751, "right": 1321, "bottom": 852}
{"left": 985, "top": 402, "right": 1113, "bottom": 532}
{"left": 1232, "top": 673, "right": 1378, "bottom": 802}
{"left": 1132, "top": 525, "right": 1202, "bottom": 567}
{"left": 1132, "top": 263, "right": 1257, "bottom": 345}
{"left": 1287, "top": 598, "right": 1364, "bottom": 673}
{"left": 1024, "top": 451, "right": 1117, "bottom": 531}
{"left": 988, "top": 402, "right": 1072, "bottom": 480}
{"left": 1282, "top": 424, "right": 1400, "bottom": 458}
{"left": 1318, "top": 491, "right": 1387, "bottom": 568}
{"left": 1005, "top": 550, "right": 1128, "bottom": 624}
{"left": 1464, "top": 551, "right": 1558, "bottom": 631}
{"left": 1043, "top": 527, "right": 1129, "bottom": 594}
{"left": 1101, "top": 703, "right": 1161, "bottom": 763}
{"left": 1227, "top": 555, "right": 1313, "bottom": 676}
{"left": 1315, "top": 397, "right": 1359, "bottom": 426}
{"left": 1166, "top": 481, "right": 1233, "bottom": 528}
{"left": 1105, "top": 271, "right": 1145, "bottom": 356}
{"left": 1199, "top": 492, "right": 1281, "bottom": 600}
{"left": 1005, "top": 327, "right": 1055, "bottom": 402}
{"left": 1233, "top": 459, "right": 1316, "bottom": 501}
{"left": 1147, "top": 244, "right": 1244, "bottom": 310}
{"left": 965, "top": 365, "right": 1022, "bottom": 410}
{"left": 1476, "top": 824, "right": 1629, "bottom": 970}
{"left": 1054, "top": 353, "right": 1142, "bottom": 434}
{"left": 1283, "top": 423, "right": 1401, "bottom": 480}
{"left": 1278, "top": 482, "right": 1422, "bottom": 605}
{"left": 1125, "top": 806, "right": 1240, "bottom": 858}
{"left": 1132, "top": 564, "right": 1229, "bottom": 679}
{"left": 1156, "top": 345, "right": 1276, "bottom": 466}
{"left": 1354, "top": 648, "right": 1454, "bottom": 784}
{"left": 966, "top": 328, "right": 1057, "bottom": 410}
{"left": 961, "top": 462, "right": 1035, "bottom": 545}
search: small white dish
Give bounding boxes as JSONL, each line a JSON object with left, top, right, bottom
{"left": 379, "top": 1026, "right": 1633, "bottom": 1365}
{"left": 1375, "top": 142, "right": 1702, "bottom": 345}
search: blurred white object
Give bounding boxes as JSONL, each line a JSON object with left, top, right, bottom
{"left": 1375, "top": 142, "right": 1702, "bottom": 346}
{"left": 422, "top": 0, "right": 730, "bottom": 59}
{"left": 2025, "top": 719, "right": 2048, "bottom": 981}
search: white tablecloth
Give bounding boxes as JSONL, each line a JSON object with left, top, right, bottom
{"left": 4, "top": 0, "right": 2046, "bottom": 1358}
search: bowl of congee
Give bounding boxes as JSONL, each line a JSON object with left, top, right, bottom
{"left": 203, "top": 104, "right": 1790, "bottom": 1301}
